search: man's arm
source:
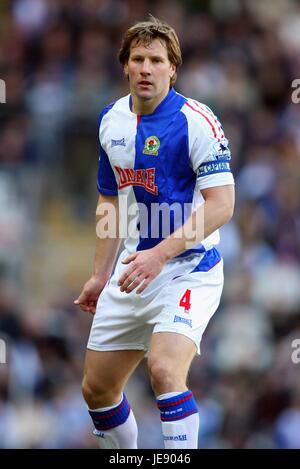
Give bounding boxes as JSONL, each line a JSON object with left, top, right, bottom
{"left": 74, "top": 194, "right": 121, "bottom": 314}
{"left": 118, "top": 184, "right": 235, "bottom": 294}
{"left": 94, "top": 194, "right": 121, "bottom": 279}
{"left": 156, "top": 184, "right": 235, "bottom": 261}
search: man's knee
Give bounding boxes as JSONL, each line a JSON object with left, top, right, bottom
{"left": 82, "top": 374, "right": 121, "bottom": 409}
{"left": 148, "top": 358, "right": 186, "bottom": 395}
{"left": 82, "top": 375, "right": 101, "bottom": 406}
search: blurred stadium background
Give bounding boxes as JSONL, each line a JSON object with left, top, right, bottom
{"left": 1, "top": 0, "right": 300, "bottom": 448}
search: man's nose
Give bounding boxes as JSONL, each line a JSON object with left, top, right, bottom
{"left": 140, "top": 59, "right": 151, "bottom": 74}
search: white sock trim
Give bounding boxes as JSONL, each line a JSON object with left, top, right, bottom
{"left": 157, "top": 391, "right": 183, "bottom": 400}
{"left": 89, "top": 393, "right": 123, "bottom": 412}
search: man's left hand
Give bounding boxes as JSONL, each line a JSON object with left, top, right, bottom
{"left": 118, "top": 247, "right": 167, "bottom": 294}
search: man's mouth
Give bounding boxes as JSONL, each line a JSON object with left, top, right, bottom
{"left": 138, "top": 81, "right": 152, "bottom": 86}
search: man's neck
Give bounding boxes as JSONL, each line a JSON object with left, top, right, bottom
{"left": 131, "top": 88, "right": 170, "bottom": 115}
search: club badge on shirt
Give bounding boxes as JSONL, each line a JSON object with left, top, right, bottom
{"left": 142, "top": 136, "right": 160, "bottom": 156}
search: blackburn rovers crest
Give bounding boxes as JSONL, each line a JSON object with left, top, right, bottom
{"left": 142, "top": 136, "right": 160, "bottom": 156}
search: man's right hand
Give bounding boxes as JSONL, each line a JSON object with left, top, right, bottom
{"left": 74, "top": 275, "right": 107, "bottom": 314}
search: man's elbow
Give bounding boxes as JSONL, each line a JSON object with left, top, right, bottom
{"left": 222, "top": 201, "right": 235, "bottom": 224}
{"left": 222, "top": 185, "right": 235, "bottom": 224}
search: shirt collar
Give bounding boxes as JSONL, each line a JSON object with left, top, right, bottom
{"left": 129, "top": 87, "right": 176, "bottom": 116}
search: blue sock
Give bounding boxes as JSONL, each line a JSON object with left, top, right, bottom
{"left": 89, "top": 394, "right": 138, "bottom": 449}
{"left": 157, "top": 390, "right": 199, "bottom": 448}
{"left": 89, "top": 393, "right": 130, "bottom": 431}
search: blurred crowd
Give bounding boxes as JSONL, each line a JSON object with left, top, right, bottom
{"left": 1, "top": 0, "right": 300, "bottom": 448}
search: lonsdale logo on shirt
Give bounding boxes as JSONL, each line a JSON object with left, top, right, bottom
{"left": 114, "top": 166, "right": 158, "bottom": 195}
{"left": 142, "top": 136, "right": 160, "bottom": 156}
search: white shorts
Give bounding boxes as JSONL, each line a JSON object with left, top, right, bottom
{"left": 87, "top": 248, "right": 224, "bottom": 355}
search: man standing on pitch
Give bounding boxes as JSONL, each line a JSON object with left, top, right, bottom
{"left": 75, "top": 16, "right": 235, "bottom": 449}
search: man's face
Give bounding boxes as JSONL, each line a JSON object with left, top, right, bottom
{"left": 124, "top": 38, "right": 176, "bottom": 103}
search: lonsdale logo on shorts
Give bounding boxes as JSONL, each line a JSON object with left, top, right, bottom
{"left": 142, "top": 136, "right": 160, "bottom": 156}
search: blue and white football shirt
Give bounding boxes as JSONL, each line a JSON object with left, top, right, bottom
{"left": 97, "top": 87, "right": 234, "bottom": 261}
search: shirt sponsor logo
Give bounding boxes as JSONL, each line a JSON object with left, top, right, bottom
{"left": 114, "top": 166, "right": 158, "bottom": 195}
{"left": 173, "top": 315, "right": 192, "bottom": 327}
{"left": 111, "top": 138, "right": 126, "bottom": 148}
{"left": 142, "top": 135, "right": 160, "bottom": 156}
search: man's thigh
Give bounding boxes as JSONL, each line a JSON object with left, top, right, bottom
{"left": 84, "top": 348, "right": 144, "bottom": 391}
{"left": 148, "top": 332, "right": 197, "bottom": 381}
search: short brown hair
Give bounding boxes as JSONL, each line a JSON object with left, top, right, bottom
{"left": 118, "top": 16, "right": 182, "bottom": 86}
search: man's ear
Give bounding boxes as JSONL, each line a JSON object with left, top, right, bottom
{"left": 170, "top": 63, "right": 176, "bottom": 79}
{"left": 124, "top": 63, "right": 128, "bottom": 77}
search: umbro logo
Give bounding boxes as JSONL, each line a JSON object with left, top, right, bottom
{"left": 111, "top": 138, "right": 126, "bottom": 148}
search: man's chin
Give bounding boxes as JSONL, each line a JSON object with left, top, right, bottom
{"left": 136, "top": 93, "right": 153, "bottom": 101}
{"left": 134, "top": 88, "right": 155, "bottom": 100}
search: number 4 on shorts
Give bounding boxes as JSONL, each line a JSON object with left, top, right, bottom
{"left": 179, "top": 289, "right": 191, "bottom": 313}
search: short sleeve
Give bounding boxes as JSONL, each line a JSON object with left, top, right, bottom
{"left": 97, "top": 105, "right": 118, "bottom": 196}
{"left": 97, "top": 146, "right": 118, "bottom": 195}
{"left": 185, "top": 101, "right": 235, "bottom": 190}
